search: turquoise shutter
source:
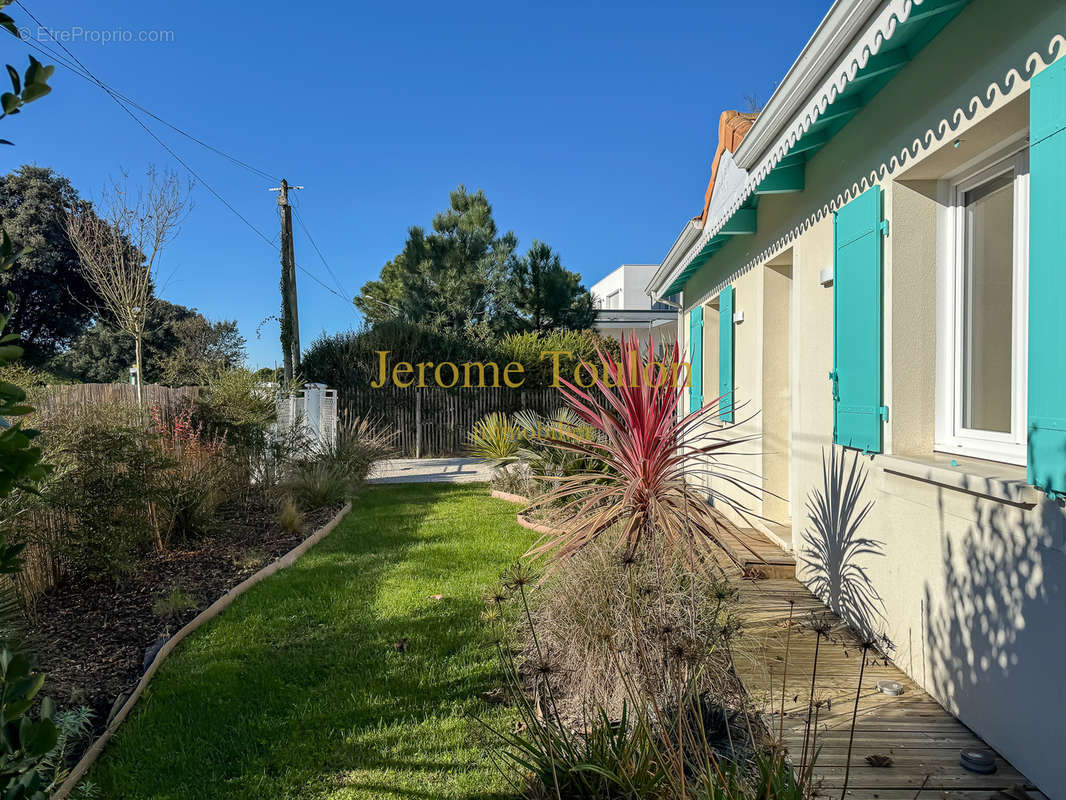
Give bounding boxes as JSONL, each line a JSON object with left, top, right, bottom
{"left": 689, "top": 306, "right": 703, "bottom": 411}
{"left": 832, "top": 186, "right": 886, "bottom": 453}
{"left": 719, "top": 285, "right": 734, "bottom": 422}
{"left": 1027, "top": 57, "right": 1066, "bottom": 497}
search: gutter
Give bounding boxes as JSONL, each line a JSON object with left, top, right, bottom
{"left": 647, "top": 218, "right": 702, "bottom": 298}
{"left": 656, "top": 0, "right": 946, "bottom": 299}
{"left": 732, "top": 0, "right": 884, "bottom": 169}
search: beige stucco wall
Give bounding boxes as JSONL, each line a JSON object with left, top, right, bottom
{"left": 676, "top": 1, "right": 1066, "bottom": 795}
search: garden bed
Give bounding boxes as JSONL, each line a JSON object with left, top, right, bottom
{"left": 31, "top": 490, "right": 341, "bottom": 738}
{"left": 83, "top": 483, "right": 536, "bottom": 799}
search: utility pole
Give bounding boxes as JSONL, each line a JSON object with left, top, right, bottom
{"left": 270, "top": 179, "right": 303, "bottom": 383}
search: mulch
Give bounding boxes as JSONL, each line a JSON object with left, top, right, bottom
{"left": 29, "top": 491, "right": 341, "bottom": 736}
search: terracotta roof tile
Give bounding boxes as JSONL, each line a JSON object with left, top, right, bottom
{"left": 699, "top": 110, "right": 758, "bottom": 226}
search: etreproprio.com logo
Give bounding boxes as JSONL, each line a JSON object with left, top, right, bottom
{"left": 19, "top": 26, "right": 175, "bottom": 44}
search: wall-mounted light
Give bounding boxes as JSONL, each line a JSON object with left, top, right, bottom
{"left": 952, "top": 138, "right": 963, "bottom": 149}
{"left": 733, "top": 310, "right": 744, "bottom": 324}
{"left": 819, "top": 266, "right": 834, "bottom": 286}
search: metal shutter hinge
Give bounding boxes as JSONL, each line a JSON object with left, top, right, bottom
{"left": 879, "top": 405, "right": 889, "bottom": 421}
{"left": 879, "top": 220, "right": 889, "bottom": 236}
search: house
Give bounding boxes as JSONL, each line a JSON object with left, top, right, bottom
{"left": 646, "top": 1, "right": 1066, "bottom": 796}
{"left": 589, "top": 263, "right": 678, "bottom": 343}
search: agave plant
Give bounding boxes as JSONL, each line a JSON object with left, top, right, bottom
{"left": 525, "top": 332, "right": 763, "bottom": 567}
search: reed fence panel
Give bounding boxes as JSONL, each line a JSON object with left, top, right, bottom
{"left": 339, "top": 385, "right": 562, "bottom": 457}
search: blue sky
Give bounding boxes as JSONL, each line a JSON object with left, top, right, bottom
{"left": 4, "top": 0, "right": 824, "bottom": 367}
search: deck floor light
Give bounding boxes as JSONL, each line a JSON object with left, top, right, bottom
{"left": 959, "top": 747, "right": 997, "bottom": 774}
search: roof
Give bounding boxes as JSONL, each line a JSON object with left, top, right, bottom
{"left": 700, "top": 111, "right": 758, "bottom": 226}
{"left": 650, "top": 0, "right": 975, "bottom": 299}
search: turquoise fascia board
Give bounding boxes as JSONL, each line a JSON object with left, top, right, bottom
{"left": 755, "top": 162, "right": 806, "bottom": 194}
{"left": 662, "top": 0, "right": 972, "bottom": 295}
{"left": 719, "top": 207, "right": 757, "bottom": 235}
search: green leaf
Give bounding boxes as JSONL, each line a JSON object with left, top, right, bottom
{"left": 0, "top": 92, "right": 20, "bottom": 115}
{"left": 19, "top": 82, "right": 50, "bottom": 105}
{"left": 5, "top": 64, "right": 18, "bottom": 94}
{"left": 0, "top": 11, "right": 19, "bottom": 38}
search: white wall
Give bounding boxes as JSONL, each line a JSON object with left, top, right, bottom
{"left": 590, "top": 264, "right": 657, "bottom": 309}
{"left": 674, "top": 2, "right": 1066, "bottom": 795}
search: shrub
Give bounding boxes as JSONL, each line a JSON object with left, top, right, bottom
{"left": 514, "top": 406, "right": 604, "bottom": 482}
{"left": 302, "top": 319, "right": 493, "bottom": 392}
{"left": 0, "top": 649, "right": 58, "bottom": 798}
{"left": 150, "top": 402, "right": 233, "bottom": 546}
{"left": 468, "top": 412, "right": 521, "bottom": 462}
{"left": 326, "top": 415, "right": 394, "bottom": 487}
{"left": 526, "top": 332, "right": 759, "bottom": 566}
{"left": 483, "top": 559, "right": 772, "bottom": 800}
{"left": 489, "top": 462, "right": 534, "bottom": 498}
{"left": 34, "top": 404, "right": 170, "bottom": 581}
{"left": 280, "top": 415, "right": 392, "bottom": 510}
{"left": 39, "top": 706, "right": 97, "bottom": 796}
{"left": 277, "top": 497, "right": 303, "bottom": 533}
{"left": 526, "top": 540, "right": 740, "bottom": 720}
{"left": 498, "top": 328, "right": 619, "bottom": 388}
{"left": 281, "top": 461, "right": 349, "bottom": 511}
{"left": 193, "top": 368, "right": 277, "bottom": 459}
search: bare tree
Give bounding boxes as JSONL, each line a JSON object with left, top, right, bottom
{"left": 66, "top": 167, "right": 191, "bottom": 403}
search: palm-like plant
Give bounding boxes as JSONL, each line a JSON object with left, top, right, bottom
{"left": 513, "top": 407, "right": 601, "bottom": 479}
{"left": 467, "top": 411, "right": 523, "bottom": 463}
{"left": 525, "top": 333, "right": 763, "bottom": 567}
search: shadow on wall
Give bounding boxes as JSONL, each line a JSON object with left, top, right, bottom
{"left": 925, "top": 484, "right": 1066, "bottom": 782}
{"left": 802, "top": 446, "right": 887, "bottom": 640}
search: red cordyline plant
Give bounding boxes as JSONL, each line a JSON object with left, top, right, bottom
{"left": 526, "top": 332, "right": 764, "bottom": 568}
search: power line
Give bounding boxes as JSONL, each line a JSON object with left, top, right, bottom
{"left": 15, "top": 3, "right": 353, "bottom": 310}
{"left": 16, "top": 3, "right": 277, "bottom": 247}
{"left": 15, "top": 26, "right": 278, "bottom": 182}
{"left": 292, "top": 197, "right": 349, "bottom": 301}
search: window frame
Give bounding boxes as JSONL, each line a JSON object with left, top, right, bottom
{"left": 935, "top": 143, "right": 1029, "bottom": 465}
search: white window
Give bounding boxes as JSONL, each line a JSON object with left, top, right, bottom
{"left": 936, "top": 145, "right": 1029, "bottom": 465}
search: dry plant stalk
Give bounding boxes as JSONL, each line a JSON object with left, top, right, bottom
{"left": 66, "top": 167, "right": 191, "bottom": 404}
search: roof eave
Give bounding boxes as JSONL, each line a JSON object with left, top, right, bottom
{"left": 732, "top": 0, "right": 884, "bottom": 169}
{"left": 647, "top": 218, "right": 703, "bottom": 297}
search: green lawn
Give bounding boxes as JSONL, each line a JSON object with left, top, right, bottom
{"left": 89, "top": 483, "right": 534, "bottom": 800}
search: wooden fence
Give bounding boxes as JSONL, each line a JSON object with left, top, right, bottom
{"left": 31, "top": 383, "right": 200, "bottom": 421}
{"left": 339, "top": 385, "right": 564, "bottom": 457}
{"left": 31, "top": 382, "right": 557, "bottom": 457}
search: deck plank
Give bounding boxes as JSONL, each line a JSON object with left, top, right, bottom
{"left": 723, "top": 527, "right": 1040, "bottom": 798}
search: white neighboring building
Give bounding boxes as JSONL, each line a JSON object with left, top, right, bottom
{"left": 589, "top": 264, "right": 677, "bottom": 345}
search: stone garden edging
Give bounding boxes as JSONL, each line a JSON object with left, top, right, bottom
{"left": 53, "top": 501, "right": 353, "bottom": 799}
{"left": 489, "top": 488, "right": 531, "bottom": 504}
{"left": 488, "top": 488, "right": 565, "bottom": 536}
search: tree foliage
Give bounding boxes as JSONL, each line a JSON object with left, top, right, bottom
{"left": 55, "top": 300, "right": 244, "bottom": 385}
{"left": 302, "top": 320, "right": 617, "bottom": 392}
{"left": 65, "top": 166, "right": 192, "bottom": 397}
{"left": 0, "top": 166, "right": 102, "bottom": 366}
{"left": 511, "top": 240, "right": 595, "bottom": 332}
{"left": 355, "top": 186, "right": 594, "bottom": 337}
{"left": 0, "top": 16, "right": 60, "bottom": 796}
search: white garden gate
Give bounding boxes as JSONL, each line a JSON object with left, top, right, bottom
{"left": 275, "top": 383, "right": 338, "bottom": 451}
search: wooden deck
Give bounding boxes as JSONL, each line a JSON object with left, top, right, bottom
{"left": 726, "top": 530, "right": 1043, "bottom": 800}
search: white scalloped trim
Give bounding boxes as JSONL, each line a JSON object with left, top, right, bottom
{"left": 674, "top": 3, "right": 1066, "bottom": 305}
{"left": 682, "top": 34, "right": 1066, "bottom": 309}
